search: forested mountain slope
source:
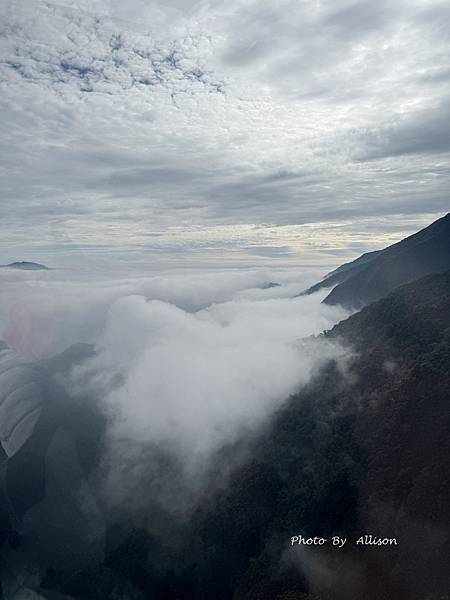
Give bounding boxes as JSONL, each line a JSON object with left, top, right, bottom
{"left": 323, "top": 212, "right": 450, "bottom": 309}
{"left": 171, "top": 270, "right": 450, "bottom": 600}
{"left": 299, "top": 250, "right": 380, "bottom": 296}
{"left": 1, "top": 273, "right": 449, "bottom": 599}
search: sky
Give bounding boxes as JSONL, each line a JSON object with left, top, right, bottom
{"left": 1, "top": 0, "right": 449, "bottom": 269}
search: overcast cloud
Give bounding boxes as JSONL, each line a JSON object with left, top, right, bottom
{"left": 1, "top": 0, "right": 449, "bottom": 268}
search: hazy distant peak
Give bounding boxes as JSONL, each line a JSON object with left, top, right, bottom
{"left": 1, "top": 261, "right": 50, "bottom": 270}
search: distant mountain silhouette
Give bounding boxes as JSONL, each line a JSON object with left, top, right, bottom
{"left": 1, "top": 261, "right": 49, "bottom": 270}
{"left": 298, "top": 250, "right": 381, "bottom": 296}
{"left": 326, "top": 249, "right": 382, "bottom": 278}
{"left": 320, "top": 213, "right": 450, "bottom": 308}
{"left": 260, "top": 282, "right": 281, "bottom": 290}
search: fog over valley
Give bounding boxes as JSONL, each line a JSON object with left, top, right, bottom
{"left": 0, "top": 267, "right": 348, "bottom": 465}
{"left": 1, "top": 0, "right": 449, "bottom": 597}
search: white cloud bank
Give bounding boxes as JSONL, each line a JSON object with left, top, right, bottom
{"left": 87, "top": 289, "right": 348, "bottom": 461}
{"left": 0, "top": 266, "right": 326, "bottom": 358}
{"left": 0, "top": 266, "right": 350, "bottom": 513}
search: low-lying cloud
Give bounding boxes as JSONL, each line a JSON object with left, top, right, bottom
{"left": 0, "top": 266, "right": 324, "bottom": 358}
{"left": 87, "top": 291, "right": 348, "bottom": 458}
{"left": 0, "top": 266, "right": 350, "bottom": 511}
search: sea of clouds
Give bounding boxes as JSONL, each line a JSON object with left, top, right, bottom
{"left": 0, "top": 266, "right": 350, "bottom": 510}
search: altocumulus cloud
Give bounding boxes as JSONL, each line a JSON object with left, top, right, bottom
{"left": 0, "top": 0, "right": 449, "bottom": 267}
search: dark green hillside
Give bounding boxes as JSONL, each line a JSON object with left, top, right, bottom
{"left": 2, "top": 274, "right": 449, "bottom": 599}
{"left": 169, "top": 270, "right": 450, "bottom": 600}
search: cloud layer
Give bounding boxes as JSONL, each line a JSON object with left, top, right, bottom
{"left": 0, "top": 266, "right": 325, "bottom": 357}
{"left": 50, "top": 267, "right": 348, "bottom": 511}
{"left": 0, "top": 267, "right": 348, "bottom": 511}
{"left": 1, "top": 0, "right": 449, "bottom": 267}
{"left": 84, "top": 288, "right": 347, "bottom": 457}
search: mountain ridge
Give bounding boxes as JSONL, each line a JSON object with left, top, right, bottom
{"left": 180, "top": 268, "right": 450, "bottom": 600}
{"left": 318, "top": 213, "right": 450, "bottom": 308}
{"left": 0, "top": 261, "right": 50, "bottom": 270}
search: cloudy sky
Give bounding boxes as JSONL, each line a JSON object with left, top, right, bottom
{"left": 1, "top": 0, "right": 449, "bottom": 269}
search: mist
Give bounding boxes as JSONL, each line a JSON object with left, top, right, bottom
{"left": 0, "top": 266, "right": 327, "bottom": 358}
{"left": 80, "top": 290, "right": 348, "bottom": 469}
{"left": 0, "top": 266, "right": 350, "bottom": 514}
